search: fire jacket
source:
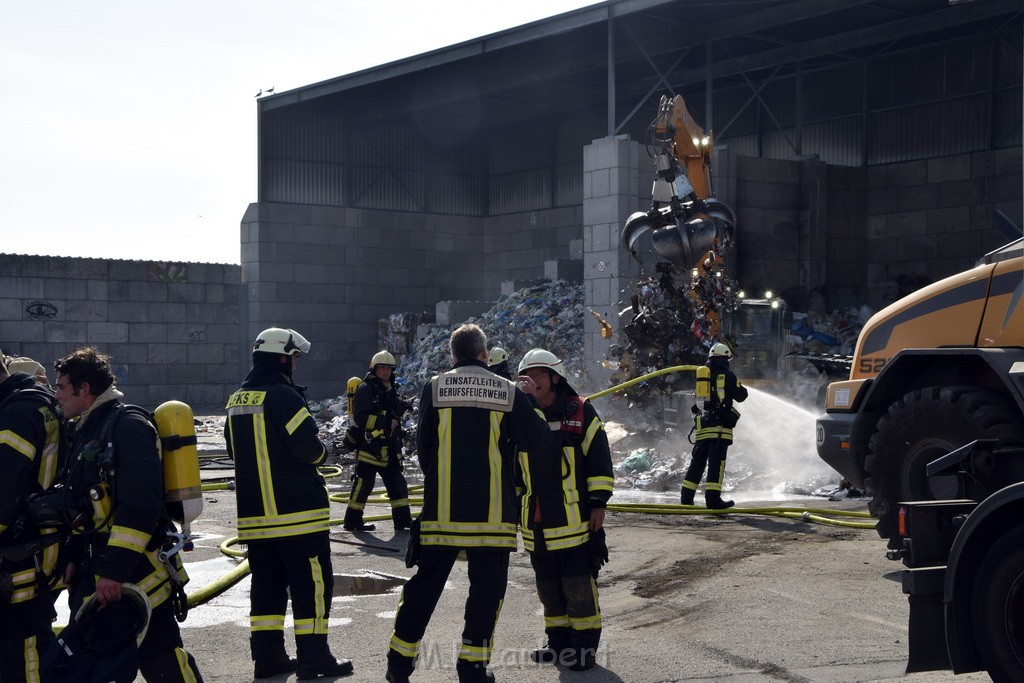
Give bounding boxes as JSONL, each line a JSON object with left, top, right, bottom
{"left": 518, "top": 389, "right": 614, "bottom": 552}
{"left": 225, "top": 362, "right": 330, "bottom": 543}
{"left": 695, "top": 356, "right": 748, "bottom": 443}
{"left": 354, "top": 373, "right": 402, "bottom": 466}
{"left": 63, "top": 388, "right": 187, "bottom": 609}
{"left": 0, "top": 372, "right": 61, "bottom": 604}
{"left": 415, "top": 359, "right": 550, "bottom": 549}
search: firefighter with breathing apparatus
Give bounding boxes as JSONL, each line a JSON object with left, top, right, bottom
{"left": 342, "top": 351, "right": 413, "bottom": 532}
{"left": 48, "top": 347, "right": 203, "bottom": 682}
{"left": 0, "top": 355, "right": 61, "bottom": 683}
{"left": 680, "top": 342, "right": 748, "bottom": 509}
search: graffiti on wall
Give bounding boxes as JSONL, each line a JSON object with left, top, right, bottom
{"left": 148, "top": 263, "right": 188, "bottom": 283}
{"left": 25, "top": 300, "right": 58, "bottom": 320}
{"left": 188, "top": 330, "right": 206, "bottom": 343}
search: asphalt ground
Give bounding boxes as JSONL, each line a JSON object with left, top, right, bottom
{"left": 51, "top": 464, "right": 990, "bottom": 683}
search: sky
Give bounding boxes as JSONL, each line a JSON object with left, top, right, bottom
{"left": 1, "top": 1, "right": 599, "bottom": 265}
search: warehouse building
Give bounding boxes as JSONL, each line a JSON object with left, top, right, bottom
{"left": 2, "top": 0, "right": 1021, "bottom": 405}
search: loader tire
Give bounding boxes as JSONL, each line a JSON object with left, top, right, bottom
{"left": 972, "top": 527, "right": 1024, "bottom": 682}
{"left": 864, "top": 386, "right": 1024, "bottom": 548}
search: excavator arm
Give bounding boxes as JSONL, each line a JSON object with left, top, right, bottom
{"left": 621, "top": 94, "right": 737, "bottom": 339}
{"left": 621, "top": 94, "right": 736, "bottom": 270}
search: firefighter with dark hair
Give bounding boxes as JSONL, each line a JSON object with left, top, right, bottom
{"left": 226, "top": 328, "right": 353, "bottom": 679}
{"left": 385, "top": 324, "right": 550, "bottom": 683}
{"left": 517, "top": 348, "right": 614, "bottom": 672}
{"left": 680, "top": 342, "right": 748, "bottom": 509}
{"left": 342, "top": 351, "right": 412, "bottom": 533}
{"left": 51, "top": 347, "right": 203, "bottom": 682}
{"left": 0, "top": 356, "right": 61, "bottom": 683}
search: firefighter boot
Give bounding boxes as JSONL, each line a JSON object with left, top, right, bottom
{"left": 680, "top": 486, "right": 696, "bottom": 505}
{"left": 531, "top": 627, "right": 572, "bottom": 664}
{"left": 342, "top": 507, "right": 375, "bottom": 532}
{"left": 393, "top": 506, "right": 413, "bottom": 532}
{"left": 252, "top": 632, "right": 297, "bottom": 679}
{"left": 705, "top": 490, "right": 734, "bottom": 509}
{"left": 455, "top": 659, "right": 495, "bottom": 682}
{"left": 295, "top": 635, "right": 354, "bottom": 679}
{"left": 385, "top": 668, "right": 411, "bottom": 683}
{"left": 568, "top": 647, "right": 597, "bottom": 671}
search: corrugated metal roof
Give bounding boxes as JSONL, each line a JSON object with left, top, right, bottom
{"left": 259, "top": 0, "right": 1020, "bottom": 131}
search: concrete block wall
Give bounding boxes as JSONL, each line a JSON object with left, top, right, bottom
{"left": 864, "top": 149, "right": 1023, "bottom": 307}
{"left": 582, "top": 135, "right": 646, "bottom": 390}
{"left": 242, "top": 201, "right": 584, "bottom": 401}
{"left": 243, "top": 145, "right": 1020, "bottom": 401}
{"left": 0, "top": 254, "right": 241, "bottom": 411}
{"left": 732, "top": 155, "right": 804, "bottom": 304}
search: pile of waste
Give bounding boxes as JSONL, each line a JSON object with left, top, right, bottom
{"left": 392, "top": 279, "right": 586, "bottom": 398}
{"left": 608, "top": 262, "right": 740, "bottom": 412}
{"left": 309, "top": 279, "right": 585, "bottom": 457}
{"left": 790, "top": 305, "right": 872, "bottom": 357}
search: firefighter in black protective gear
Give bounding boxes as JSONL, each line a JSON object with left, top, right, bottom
{"left": 51, "top": 347, "right": 203, "bottom": 682}
{"left": 342, "top": 351, "right": 412, "bottom": 532}
{"left": 486, "top": 347, "right": 513, "bottom": 380}
{"left": 0, "top": 357, "right": 62, "bottom": 683}
{"left": 385, "top": 324, "right": 550, "bottom": 683}
{"left": 680, "top": 342, "right": 748, "bottom": 509}
{"left": 225, "top": 328, "right": 354, "bottom": 680}
{"left": 516, "top": 348, "right": 614, "bottom": 672}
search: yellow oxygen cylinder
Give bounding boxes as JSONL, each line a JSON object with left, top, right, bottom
{"left": 346, "top": 377, "right": 361, "bottom": 416}
{"left": 154, "top": 401, "right": 203, "bottom": 538}
{"left": 695, "top": 365, "right": 711, "bottom": 401}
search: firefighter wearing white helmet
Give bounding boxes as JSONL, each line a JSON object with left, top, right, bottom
{"left": 487, "top": 346, "right": 512, "bottom": 380}
{"left": 342, "top": 351, "right": 412, "bottom": 533}
{"left": 226, "top": 328, "right": 354, "bottom": 678}
{"left": 516, "top": 348, "right": 614, "bottom": 671}
{"left": 681, "top": 340, "right": 748, "bottom": 509}
{"left": 708, "top": 342, "right": 732, "bottom": 359}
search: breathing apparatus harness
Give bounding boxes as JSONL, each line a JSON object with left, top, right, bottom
{"left": 53, "top": 403, "right": 193, "bottom": 622}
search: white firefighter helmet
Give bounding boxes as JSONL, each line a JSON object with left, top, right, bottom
{"left": 74, "top": 582, "right": 152, "bottom": 656}
{"left": 518, "top": 348, "right": 566, "bottom": 379}
{"left": 709, "top": 342, "right": 733, "bottom": 359}
{"left": 488, "top": 347, "right": 509, "bottom": 366}
{"left": 370, "top": 350, "right": 397, "bottom": 368}
{"left": 253, "top": 328, "right": 310, "bottom": 356}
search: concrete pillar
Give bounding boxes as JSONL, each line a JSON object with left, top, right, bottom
{"left": 582, "top": 135, "right": 645, "bottom": 392}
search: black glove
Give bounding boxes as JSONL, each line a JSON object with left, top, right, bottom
{"left": 587, "top": 527, "right": 609, "bottom": 579}
{"left": 404, "top": 518, "right": 421, "bottom": 569}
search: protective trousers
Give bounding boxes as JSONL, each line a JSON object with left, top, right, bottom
{"left": 248, "top": 533, "right": 333, "bottom": 654}
{"left": 136, "top": 601, "right": 204, "bottom": 683}
{"left": 387, "top": 547, "right": 509, "bottom": 681}
{"left": 0, "top": 593, "right": 56, "bottom": 683}
{"left": 343, "top": 459, "right": 412, "bottom": 528}
{"left": 530, "top": 544, "right": 602, "bottom": 669}
{"left": 680, "top": 438, "right": 731, "bottom": 504}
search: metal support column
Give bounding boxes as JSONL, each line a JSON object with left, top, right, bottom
{"left": 607, "top": 16, "right": 616, "bottom": 136}
{"left": 705, "top": 41, "right": 714, "bottom": 131}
